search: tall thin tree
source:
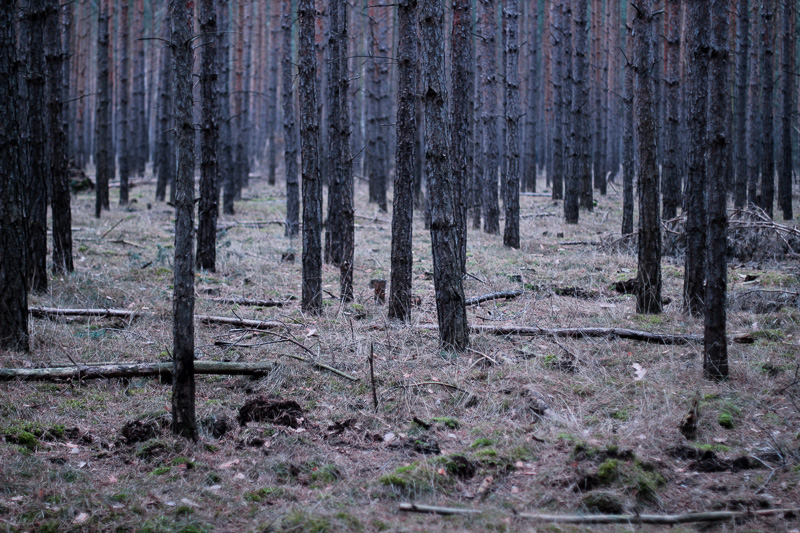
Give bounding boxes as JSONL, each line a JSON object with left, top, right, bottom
{"left": 633, "top": 0, "right": 662, "bottom": 314}
{"left": 282, "top": 0, "right": 300, "bottom": 237}
{"left": 118, "top": 0, "right": 131, "bottom": 205}
{"left": 779, "top": 0, "right": 795, "bottom": 220}
{"left": 170, "top": 0, "right": 198, "bottom": 440}
{"left": 389, "top": 0, "right": 418, "bottom": 321}
{"left": 622, "top": 6, "right": 635, "bottom": 236}
{"left": 299, "top": 0, "right": 323, "bottom": 313}
{"left": 734, "top": 0, "right": 750, "bottom": 208}
{"left": 479, "top": 0, "right": 500, "bottom": 234}
{"left": 420, "top": 0, "right": 469, "bottom": 350}
{"left": 503, "top": 0, "right": 520, "bottom": 249}
{"left": 197, "top": 0, "right": 219, "bottom": 271}
{"left": 662, "top": 0, "right": 681, "bottom": 219}
{"left": 218, "top": 0, "right": 235, "bottom": 215}
{"left": 95, "top": 2, "right": 112, "bottom": 218}
{"left": 0, "top": 1, "right": 28, "bottom": 351}
{"left": 760, "top": 0, "right": 775, "bottom": 217}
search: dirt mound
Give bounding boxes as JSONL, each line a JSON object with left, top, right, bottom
{"left": 238, "top": 397, "right": 304, "bottom": 428}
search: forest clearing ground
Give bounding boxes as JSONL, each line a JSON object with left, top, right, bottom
{"left": 1, "top": 171, "right": 800, "bottom": 532}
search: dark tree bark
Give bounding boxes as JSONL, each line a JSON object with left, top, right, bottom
{"left": 266, "top": 3, "right": 280, "bottom": 186}
{"left": 170, "top": 0, "right": 197, "bottom": 441}
{"left": 523, "top": 0, "right": 538, "bottom": 192}
{"left": 503, "top": 0, "right": 520, "bottom": 249}
{"left": 324, "top": 0, "right": 354, "bottom": 300}
{"left": 95, "top": 3, "right": 112, "bottom": 218}
{"left": 684, "top": 0, "right": 709, "bottom": 317}
{"left": 132, "top": 0, "right": 148, "bottom": 176}
{"left": 118, "top": 0, "right": 130, "bottom": 205}
{"left": 551, "top": 0, "right": 565, "bottom": 200}
{"left": 155, "top": 20, "right": 174, "bottom": 203}
{"left": 591, "top": 0, "right": 605, "bottom": 195}
{"left": 662, "top": 0, "right": 681, "bottom": 219}
{"left": 563, "top": 0, "right": 579, "bottom": 223}
{"left": 218, "top": 0, "right": 235, "bottom": 215}
{"left": 479, "top": 0, "right": 500, "bottom": 234}
{"left": 734, "top": 0, "right": 750, "bottom": 208}
{"left": 299, "top": 0, "right": 323, "bottom": 314}
{"left": 704, "top": 0, "right": 730, "bottom": 381}
{"left": 622, "top": 5, "right": 635, "bottom": 236}
{"left": 282, "top": 0, "right": 300, "bottom": 238}
{"left": 0, "top": 2, "right": 28, "bottom": 351}
{"left": 572, "top": 0, "right": 592, "bottom": 217}
{"left": 366, "top": 4, "right": 390, "bottom": 212}
{"left": 45, "top": 0, "right": 73, "bottom": 274}
{"left": 420, "top": 0, "right": 469, "bottom": 350}
{"left": 25, "top": 0, "right": 49, "bottom": 294}
{"left": 760, "top": 0, "right": 775, "bottom": 217}
{"left": 233, "top": 3, "right": 249, "bottom": 201}
{"left": 451, "top": 0, "right": 473, "bottom": 273}
{"left": 746, "top": 1, "right": 761, "bottom": 205}
{"left": 633, "top": 0, "right": 662, "bottom": 314}
{"left": 197, "top": 0, "right": 219, "bottom": 272}
{"left": 779, "top": 0, "right": 794, "bottom": 220}
{"left": 389, "top": 0, "right": 418, "bottom": 321}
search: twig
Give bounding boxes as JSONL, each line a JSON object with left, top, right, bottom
{"left": 278, "top": 352, "right": 359, "bottom": 382}
{"left": 100, "top": 218, "right": 125, "bottom": 239}
{"left": 369, "top": 342, "right": 378, "bottom": 411}
{"left": 466, "top": 290, "right": 524, "bottom": 306}
{"left": 197, "top": 315, "right": 291, "bottom": 330}
{"left": 208, "top": 297, "right": 290, "bottom": 307}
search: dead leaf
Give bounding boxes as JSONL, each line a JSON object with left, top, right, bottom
{"left": 218, "top": 459, "right": 240, "bottom": 469}
{"left": 233, "top": 473, "right": 246, "bottom": 480}
{"left": 632, "top": 363, "right": 647, "bottom": 381}
{"left": 73, "top": 512, "right": 89, "bottom": 525}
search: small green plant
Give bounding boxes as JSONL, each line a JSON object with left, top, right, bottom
{"left": 471, "top": 437, "right": 495, "bottom": 449}
{"left": 597, "top": 459, "right": 621, "bottom": 484}
{"left": 718, "top": 411, "right": 735, "bottom": 429}
{"left": 150, "top": 466, "right": 172, "bottom": 476}
{"left": 432, "top": 417, "right": 460, "bottom": 429}
{"left": 245, "top": 487, "right": 286, "bottom": 502}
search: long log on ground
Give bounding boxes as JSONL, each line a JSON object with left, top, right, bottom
{"left": 404, "top": 324, "right": 703, "bottom": 344}
{"left": 398, "top": 503, "right": 800, "bottom": 525}
{"left": 197, "top": 315, "right": 289, "bottom": 329}
{"left": 466, "top": 290, "right": 525, "bottom": 306}
{"left": 0, "top": 361, "right": 276, "bottom": 381}
{"left": 30, "top": 307, "right": 143, "bottom": 320}
{"left": 208, "top": 297, "right": 290, "bottom": 307}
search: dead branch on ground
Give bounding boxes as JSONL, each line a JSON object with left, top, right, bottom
{"left": 466, "top": 290, "right": 524, "bottom": 306}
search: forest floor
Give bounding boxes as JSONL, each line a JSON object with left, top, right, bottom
{"left": 2, "top": 169, "right": 800, "bottom": 532}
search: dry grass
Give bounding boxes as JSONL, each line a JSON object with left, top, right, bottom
{"left": 1, "top": 170, "right": 800, "bottom": 532}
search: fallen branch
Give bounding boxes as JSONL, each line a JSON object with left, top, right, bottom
{"left": 217, "top": 220, "right": 287, "bottom": 231}
{"left": 398, "top": 503, "right": 800, "bottom": 525}
{"left": 278, "top": 353, "right": 359, "bottom": 381}
{"left": 403, "top": 324, "right": 703, "bottom": 345}
{"left": 197, "top": 315, "right": 290, "bottom": 330}
{"left": 557, "top": 241, "right": 600, "bottom": 246}
{"left": 520, "top": 192, "right": 551, "bottom": 197}
{"left": 0, "top": 361, "right": 275, "bottom": 381}
{"left": 208, "top": 297, "right": 289, "bottom": 307}
{"left": 466, "top": 290, "right": 524, "bottom": 306}
{"left": 30, "top": 307, "right": 143, "bottom": 320}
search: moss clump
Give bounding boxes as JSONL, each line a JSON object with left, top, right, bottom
{"left": 276, "top": 511, "right": 331, "bottom": 533}
{"left": 471, "top": 437, "right": 495, "bottom": 449}
{"left": 13, "top": 431, "right": 38, "bottom": 451}
{"left": 309, "top": 464, "right": 340, "bottom": 487}
{"left": 432, "top": 417, "right": 460, "bottom": 429}
{"left": 245, "top": 487, "right": 286, "bottom": 502}
{"left": 597, "top": 459, "right": 621, "bottom": 484}
{"left": 150, "top": 466, "right": 172, "bottom": 476}
{"left": 718, "top": 412, "right": 735, "bottom": 429}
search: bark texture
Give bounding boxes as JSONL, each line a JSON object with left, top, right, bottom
{"left": 746, "top": 1, "right": 761, "bottom": 205}
{"left": 779, "top": 0, "right": 794, "bottom": 220}
{"left": 170, "top": 0, "right": 198, "bottom": 440}
{"left": 197, "top": 0, "right": 219, "bottom": 272}
{"left": 282, "top": 0, "right": 300, "bottom": 237}
{"left": 0, "top": 2, "right": 28, "bottom": 351}
{"left": 299, "top": 0, "right": 323, "bottom": 313}
{"left": 704, "top": 0, "right": 730, "bottom": 381}
{"left": 622, "top": 7, "right": 634, "bottom": 236}
{"left": 366, "top": 4, "right": 390, "bottom": 211}
{"left": 118, "top": 0, "right": 130, "bottom": 205}
{"left": 734, "top": 0, "right": 750, "bottom": 207}
{"left": 684, "top": 0, "right": 710, "bottom": 316}
{"left": 479, "top": 0, "right": 500, "bottom": 234}
{"left": 95, "top": 4, "right": 112, "bottom": 217}
{"left": 389, "top": 0, "right": 418, "bottom": 321}
{"left": 45, "top": 0, "right": 73, "bottom": 274}
{"left": 503, "top": 0, "right": 520, "bottom": 249}
{"left": 155, "top": 20, "right": 174, "bottom": 203}
{"left": 760, "top": 0, "right": 775, "bottom": 217}
{"left": 551, "top": 0, "right": 565, "bottom": 200}
{"left": 420, "top": 0, "right": 469, "bottom": 350}
{"left": 662, "top": 0, "right": 681, "bottom": 219}
{"left": 633, "top": 0, "right": 662, "bottom": 314}
{"left": 218, "top": 0, "right": 235, "bottom": 215}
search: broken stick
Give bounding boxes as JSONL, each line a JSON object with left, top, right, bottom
{"left": 0, "top": 361, "right": 275, "bottom": 381}
{"left": 466, "top": 290, "right": 524, "bottom": 306}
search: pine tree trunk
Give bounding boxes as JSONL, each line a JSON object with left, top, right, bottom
{"left": 451, "top": 0, "right": 472, "bottom": 273}
{"left": 119, "top": 0, "right": 130, "bottom": 205}
{"left": 734, "top": 0, "right": 750, "bottom": 208}
{"left": 591, "top": 0, "right": 604, "bottom": 194}
{"left": 45, "top": 0, "right": 73, "bottom": 275}
{"left": 760, "top": 0, "right": 775, "bottom": 217}
{"left": 574, "top": 0, "right": 592, "bottom": 215}
{"left": 266, "top": 3, "right": 280, "bottom": 186}
{"left": 197, "top": 0, "right": 219, "bottom": 272}
{"left": 155, "top": 20, "right": 173, "bottom": 204}
{"left": 746, "top": 1, "right": 761, "bottom": 205}
{"left": 551, "top": 0, "right": 565, "bottom": 200}
{"left": 170, "top": 0, "right": 197, "bottom": 441}
{"left": 299, "top": 0, "right": 323, "bottom": 314}
{"left": 563, "top": 0, "right": 580, "bottom": 223}
{"left": 662, "top": 0, "right": 681, "bottom": 219}
{"left": 622, "top": 4, "right": 634, "bottom": 236}
{"left": 704, "top": 0, "right": 730, "bottom": 381}
{"left": 389, "top": 0, "right": 418, "bottom": 321}
{"left": 633, "top": 0, "right": 662, "bottom": 315}
{"left": 503, "top": 0, "right": 520, "bottom": 249}
{"left": 25, "top": 0, "right": 49, "bottom": 294}
{"left": 366, "top": 5, "right": 390, "bottom": 212}
{"left": 479, "top": 0, "right": 500, "bottom": 234}
{"left": 96, "top": 5, "right": 113, "bottom": 215}
{"left": 282, "top": 0, "right": 300, "bottom": 238}
{"left": 132, "top": 0, "right": 148, "bottom": 175}
{"left": 218, "top": 0, "right": 235, "bottom": 215}
{"left": 523, "top": 0, "right": 538, "bottom": 192}
{"left": 420, "top": 0, "right": 469, "bottom": 351}
{"left": 0, "top": 2, "right": 28, "bottom": 352}
{"left": 684, "top": 0, "right": 709, "bottom": 317}
{"left": 233, "top": 3, "right": 247, "bottom": 201}
{"left": 779, "top": 0, "right": 794, "bottom": 220}
{"left": 325, "top": 0, "right": 343, "bottom": 265}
